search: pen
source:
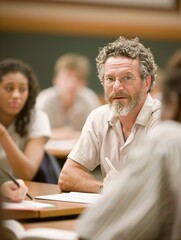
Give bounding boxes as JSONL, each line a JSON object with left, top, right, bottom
{"left": 105, "top": 157, "right": 116, "bottom": 171}
{"left": 0, "top": 168, "right": 33, "bottom": 200}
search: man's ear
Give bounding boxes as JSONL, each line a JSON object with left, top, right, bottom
{"left": 144, "top": 75, "right": 152, "bottom": 93}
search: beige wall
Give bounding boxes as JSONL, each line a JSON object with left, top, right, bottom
{"left": 0, "top": 1, "right": 181, "bottom": 41}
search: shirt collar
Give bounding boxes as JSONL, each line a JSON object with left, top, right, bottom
{"left": 107, "top": 111, "right": 119, "bottom": 126}
{"left": 135, "top": 94, "right": 160, "bottom": 126}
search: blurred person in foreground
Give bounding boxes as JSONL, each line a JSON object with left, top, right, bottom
{"left": 151, "top": 49, "right": 181, "bottom": 101}
{"left": 58, "top": 36, "right": 161, "bottom": 193}
{"left": 76, "top": 70, "right": 181, "bottom": 240}
{"left": 167, "top": 49, "right": 181, "bottom": 71}
{"left": 36, "top": 53, "right": 101, "bottom": 140}
{"left": 0, "top": 58, "right": 60, "bottom": 183}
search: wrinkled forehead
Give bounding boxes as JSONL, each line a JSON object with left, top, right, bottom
{"left": 105, "top": 56, "right": 139, "bottom": 67}
{"left": 104, "top": 57, "right": 140, "bottom": 75}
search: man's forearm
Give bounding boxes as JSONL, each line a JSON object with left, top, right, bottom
{"left": 58, "top": 168, "right": 102, "bottom": 193}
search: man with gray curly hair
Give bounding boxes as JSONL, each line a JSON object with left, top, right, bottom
{"left": 97, "top": 36, "right": 157, "bottom": 117}
{"left": 58, "top": 36, "right": 161, "bottom": 193}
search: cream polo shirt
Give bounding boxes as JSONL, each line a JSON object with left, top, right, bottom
{"left": 76, "top": 120, "right": 181, "bottom": 240}
{"left": 68, "top": 94, "right": 161, "bottom": 177}
{"left": 0, "top": 109, "right": 51, "bottom": 176}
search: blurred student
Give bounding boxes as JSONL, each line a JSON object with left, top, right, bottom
{"left": 58, "top": 36, "right": 161, "bottom": 193}
{"left": 167, "top": 49, "right": 181, "bottom": 71}
{"left": 36, "top": 53, "right": 101, "bottom": 140}
{"left": 76, "top": 69, "right": 181, "bottom": 240}
{"left": 151, "top": 49, "right": 181, "bottom": 102}
{"left": 0, "top": 58, "right": 59, "bottom": 183}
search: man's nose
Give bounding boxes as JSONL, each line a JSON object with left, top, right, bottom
{"left": 112, "top": 79, "right": 124, "bottom": 92}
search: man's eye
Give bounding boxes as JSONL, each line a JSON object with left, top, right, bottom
{"left": 122, "top": 76, "right": 132, "bottom": 81}
{"left": 107, "top": 77, "right": 114, "bottom": 82}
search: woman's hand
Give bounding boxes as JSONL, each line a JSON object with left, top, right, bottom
{"left": 1, "top": 179, "right": 28, "bottom": 202}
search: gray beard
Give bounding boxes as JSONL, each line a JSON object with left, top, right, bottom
{"left": 110, "top": 103, "right": 134, "bottom": 117}
{"left": 108, "top": 90, "right": 144, "bottom": 117}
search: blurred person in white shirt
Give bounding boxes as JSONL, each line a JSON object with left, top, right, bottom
{"left": 36, "top": 53, "right": 100, "bottom": 140}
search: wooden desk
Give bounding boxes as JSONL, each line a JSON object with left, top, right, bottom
{"left": 3, "top": 181, "right": 89, "bottom": 221}
{"left": 45, "top": 139, "right": 77, "bottom": 158}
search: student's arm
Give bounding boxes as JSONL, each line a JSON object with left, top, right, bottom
{"left": 58, "top": 158, "right": 102, "bottom": 193}
{"left": 0, "top": 126, "right": 47, "bottom": 180}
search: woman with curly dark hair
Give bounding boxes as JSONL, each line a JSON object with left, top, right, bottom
{"left": 0, "top": 58, "right": 53, "bottom": 181}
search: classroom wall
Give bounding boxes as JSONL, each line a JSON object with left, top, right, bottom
{"left": 0, "top": 31, "right": 181, "bottom": 94}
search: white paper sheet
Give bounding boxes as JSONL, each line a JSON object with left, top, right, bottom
{"left": 3, "top": 200, "right": 55, "bottom": 210}
{"left": 36, "top": 192, "right": 102, "bottom": 204}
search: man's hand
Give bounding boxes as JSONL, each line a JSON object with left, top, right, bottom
{"left": 102, "top": 169, "right": 118, "bottom": 189}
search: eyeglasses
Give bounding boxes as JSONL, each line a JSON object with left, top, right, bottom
{"left": 104, "top": 75, "right": 135, "bottom": 87}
